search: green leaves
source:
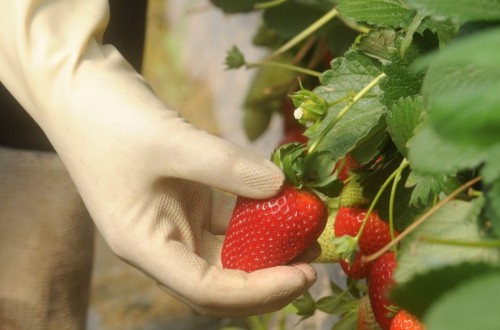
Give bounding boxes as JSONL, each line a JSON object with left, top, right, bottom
{"left": 311, "top": 51, "right": 386, "bottom": 159}
{"left": 338, "top": 0, "right": 416, "bottom": 28}
{"left": 272, "top": 143, "right": 342, "bottom": 198}
{"left": 409, "top": 27, "right": 500, "bottom": 235}
{"left": 394, "top": 198, "right": 500, "bottom": 284}
{"left": 386, "top": 96, "right": 424, "bottom": 158}
{"left": 408, "top": 0, "right": 500, "bottom": 22}
{"left": 424, "top": 271, "right": 500, "bottom": 330}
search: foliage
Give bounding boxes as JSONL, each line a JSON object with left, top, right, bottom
{"left": 211, "top": 0, "right": 500, "bottom": 328}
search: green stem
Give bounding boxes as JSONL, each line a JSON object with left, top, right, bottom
{"left": 338, "top": 16, "right": 370, "bottom": 34}
{"left": 246, "top": 60, "right": 321, "bottom": 77}
{"left": 254, "top": 0, "right": 288, "bottom": 10}
{"left": 388, "top": 159, "right": 409, "bottom": 255}
{"left": 400, "top": 12, "right": 427, "bottom": 57}
{"left": 354, "top": 159, "right": 410, "bottom": 243}
{"left": 422, "top": 236, "right": 500, "bottom": 249}
{"left": 265, "top": 7, "right": 339, "bottom": 62}
{"left": 363, "top": 176, "right": 482, "bottom": 263}
{"left": 307, "top": 72, "right": 386, "bottom": 155}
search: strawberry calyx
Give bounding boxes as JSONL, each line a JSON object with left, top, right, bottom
{"left": 272, "top": 142, "right": 343, "bottom": 200}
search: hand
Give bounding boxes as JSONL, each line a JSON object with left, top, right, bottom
{"left": 0, "top": 0, "right": 318, "bottom": 316}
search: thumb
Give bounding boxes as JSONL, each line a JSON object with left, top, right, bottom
{"left": 161, "top": 124, "right": 284, "bottom": 199}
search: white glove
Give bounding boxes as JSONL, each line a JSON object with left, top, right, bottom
{"left": 0, "top": 0, "right": 318, "bottom": 316}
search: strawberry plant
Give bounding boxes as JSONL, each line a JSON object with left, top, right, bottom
{"left": 213, "top": 0, "right": 500, "bottom": 329}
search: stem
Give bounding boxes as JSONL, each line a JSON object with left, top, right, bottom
{"left": 355, "top": 159, "right": 410, "bottom": 243}
{"left": 264, "top": 7, "right": 339, "bottom": 62}
{"left": 388, "top": 159, "right": 408, "bottom": 255}
{"left": 363, "top": 176, "right": 482, "bottom": 263}
{"left": 246, "top": 61, "right": 322, "bottom": 77}
{"left": 338, "top": 16, "right": 370, "bottom": 34}
{"left": 421, "top": 236, "right": 500, "bottom": 248}
{"left": 400, "top": 12, "right": 426, "bottom": 57}
{"left": 254, "top": 0, "right": 288, "bottom": 10}
{"left": 307, "top": 72, "right": 386, "bottom": 155}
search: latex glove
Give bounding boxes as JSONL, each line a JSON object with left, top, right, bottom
{"left": 0, "top": 0, "right": 318, "bottom": 316}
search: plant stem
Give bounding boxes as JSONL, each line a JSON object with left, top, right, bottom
{"left": 246, "top": 61, "right": 322, "bottom": 77}
{"left": 388, "top": 159, "right": 409, "bottom": 255}
{"left": 338, "top": 16, "right": 370, "bottom": 34}
{"left": 421, "top": 236, "right": 500, "bottom": 248}
{"left": 363, "top": 176, "right": 482, "bottom": 263}
{"left": 307, "top": 72, "right": 386, "bottom": 155}
{"left": 355, "top": 159, "right": 410, "bottom": 243}
{"left": 264, "top": 7, "right": 339, "bottom": 62}
{"left": 400, "top": 12, "right": 427, "bottom": 57}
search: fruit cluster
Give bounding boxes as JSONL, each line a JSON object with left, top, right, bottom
{"left": 330, "top": 156, "right": 425, "bottom": 330}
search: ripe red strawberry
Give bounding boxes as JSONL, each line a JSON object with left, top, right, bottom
{"left": 340, "top": 252, "right": 373, "bottom": 279}
{"left": 335, "top": 154, "right": 360, "bottom": 182}
{"left": 368, "top": 252, "right": 398, "bottom": 330}
{"left": 221, "top": 184, "right": 328, "bottom": 272}
{"left": 358, "top": 295, "right": 383, "bottom": 330}
{"left": 334, "top": 207, "right": 397, "bottom": 255}
{"left": 390, "top": 310, "right": 425, "bottom": 330}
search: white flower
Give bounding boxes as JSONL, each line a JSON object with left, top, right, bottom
{"left": 294, "top": 107, "right": 304, "bottom": 120}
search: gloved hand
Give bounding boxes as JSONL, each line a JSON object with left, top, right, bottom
{"left": 0, "top": 0, "right": 318, "bottom": 316}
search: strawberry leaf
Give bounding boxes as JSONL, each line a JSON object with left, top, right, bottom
{"left": 292, "top": 291, "right": 316, "bottom": 319}
{"left": 379, "top": 40, "right": 427, "bottom": 109}
{"left": 423, "top": 271, "right": 500, "bottom": 330}
{"left": 394, "top": 198, "right": 500, "bottom": 285}
{"left": 356, "top": 28, "right": 398, "bottom": 64}
{"left": 338, "top": 0, "right": 416, "bottom": 28}
{"left": 408, "top": 0, "right": 500, "bottom": 22}
{"left": 311, "top": 51, "right": 386, "bottom": 159}
{"left": 391, "top": 262, "right": 499, "bottom": 319}
{"left": 417, "top": 16, "right": 459, "bottom": 47}
{"left": 303, "top": 150, "right": 336, "bottom": 183}
{"left": 405, "top": 171, "right": 461, "bottom": 207}
{"left": 386, "top": 95, "right": 424, "bottom": 158}
{"left": 349, "top": 117, "right": 388, "bottom": 165}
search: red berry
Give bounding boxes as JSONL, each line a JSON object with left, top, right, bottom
{"left": 335, "top": 154, "right": 360, "bottom": 181}
{"left": 340, "top": 252, "right": 373, "bottom": 279}
{"left": 390, "top": 310, "right": 425, "bottom": 330}
{"left": 221, "top": 184, "right": 328, "bottom": 272}
{"left": 368, "top": 252, "right": 397, "bottom": 330}
{"left": 334, "top": 207, "right": 397, "bottom": 255}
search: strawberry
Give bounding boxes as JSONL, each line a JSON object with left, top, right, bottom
{"left": 340, "top": 252, "right": 373, "bottom": 279}
{"left": 358, "top": 295, "right": 383, "bottom": 330}
{"left": 315, "top": 213, "right": 340, "bottom": 263}
{"left": 221, "top": 184, "right": 328, "bottom": 272}
{"left": 335, "top": 154, "right": 360, "bottom": 182}
{"left": 368, "top": 252, "right": 398, "bottom": 330}
{"left": 339, "top": 174, "right": 369, "bottom": 208}
{"left": 390, "top": 310, "right": 425, "bottom": 330}
{"left": 334, "top": 207, "right": 397, "bottom": 255}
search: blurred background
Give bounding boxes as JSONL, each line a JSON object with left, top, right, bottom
{"left": 87, "top": 1, "right": 341, "bottom": 329}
